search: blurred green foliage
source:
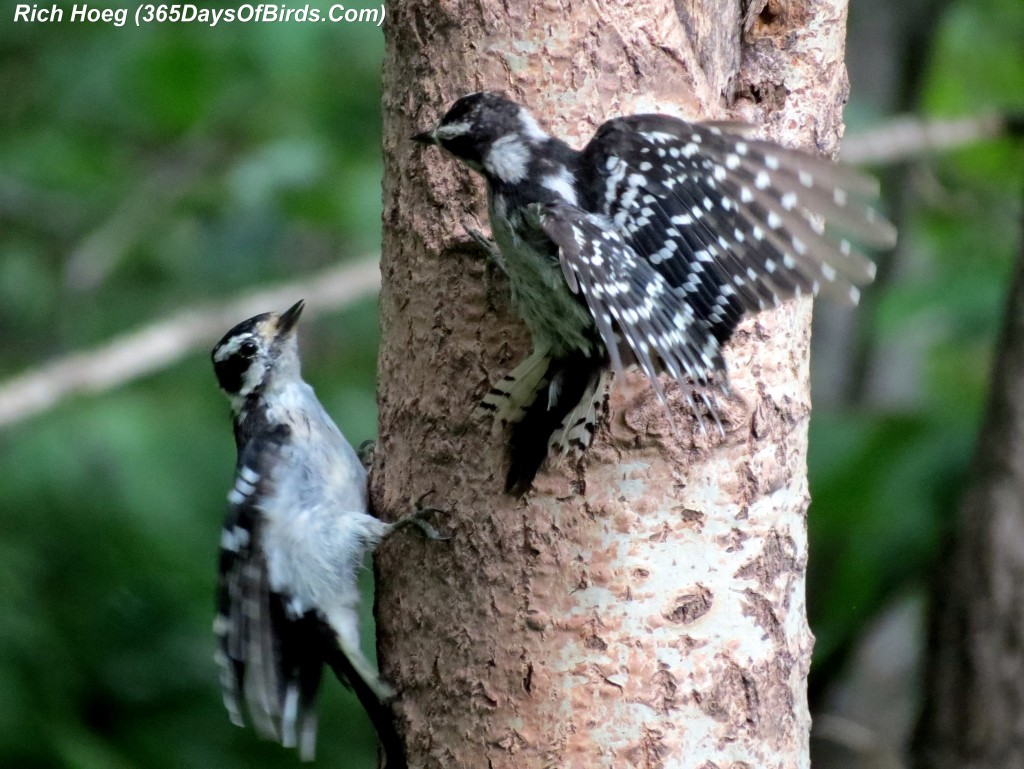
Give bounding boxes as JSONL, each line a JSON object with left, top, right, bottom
{"left": 808, "top": 0, "right": 1024, "bottom": 676}
{"left": 1, "top": 7, "right": 384, "bottom": 768}
{"left": 0, "top": 0, "right": 1022, "bottom": 767}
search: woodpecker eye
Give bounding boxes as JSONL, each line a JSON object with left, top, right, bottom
{"left": 239, "top": 340, "right": 259, "bottom": 358}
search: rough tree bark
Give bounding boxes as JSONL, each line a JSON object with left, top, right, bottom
{"left": 914, "top": 210, "right": 1024, "bottom": 769}
{"left": 373, "top": 2, "right": 853, "bottom": 767}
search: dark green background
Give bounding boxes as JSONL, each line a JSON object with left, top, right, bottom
{"left": 1, "top": 1, "right": 1022, "bottom": 766}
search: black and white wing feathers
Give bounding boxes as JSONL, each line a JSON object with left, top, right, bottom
{"left": 215, "top": 425, "right": 324, "bottom": 760}
{"left": 544, "top": 115, "right": 895, "bottom": 411}
{"left": 578, "top": 115, "right": 893, "bottom": 311}
{"left": 538, "top": 203, "right": 726, "bottom": 422}
{"left": 215, "top": 425, "right": 408, "bottom": 765}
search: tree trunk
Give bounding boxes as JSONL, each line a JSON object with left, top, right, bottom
{"left": 374, "top": 1, "right": 852, "bottom": 767}
{"left": 914, "top": 209, "right": 1024, "bottom": 769}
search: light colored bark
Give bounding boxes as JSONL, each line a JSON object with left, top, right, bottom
{"left": 374, "top": 1, "right": 852, "bottom": 767}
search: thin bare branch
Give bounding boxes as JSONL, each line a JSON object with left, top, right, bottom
{"left": 0, "top": 257, "right": 380, "bottom": 429}
{"left": 63, "top": 141, "right": 222, "bottom": 292}
{"left": 841, "top": 113, "right": 1013, "bottom": 165}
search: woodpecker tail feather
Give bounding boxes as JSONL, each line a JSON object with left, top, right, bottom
{"left": 217, "top": 426, "right": 340, "bottom": 762}
{"left": 475, "top": 345, "right": 552, "bottom": 428}
{"left": 506, "top": 353, "right": 605, "bottom": 495}
{"left": 322, "top": 629, "right": 407, "bottom": 769}
{"left": 548, "top": 369, "right": 612, "bottom": 457}
{"left": 268, "top": 607, "right": 326, "bottom": 760}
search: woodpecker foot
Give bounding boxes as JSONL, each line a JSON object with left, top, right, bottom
{"left": 392, "top": 490, "right": 450, "bottom": 541}
{"left": 464, "top": 224, "right": 508, "bottom": 275}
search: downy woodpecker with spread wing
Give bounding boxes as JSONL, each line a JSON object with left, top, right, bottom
{"left": 211, "top": 300, "right": 443, "bottom": 764}
{"left": 413, "top": 92, "right": 896, "bottom": 494}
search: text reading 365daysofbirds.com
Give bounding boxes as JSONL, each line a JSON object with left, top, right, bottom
{"left": 12, "top": 3, "right": 386, "bottom": 28}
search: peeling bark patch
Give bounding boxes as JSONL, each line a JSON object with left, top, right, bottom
{"left": 741, "top": 589, "right": 784, "bottom": 645}
{"left": 475, "top": 680, "right": 500, "bottom": 709}
{"left": 623, "top": 726, "right": 669, "bottom": 769}
{"left": 692, "top": 655, "right": 770, "bottom": 741}
{"left": 673, "top": 634, "right": 707, "bottom": 655}
{"left": 750, "top": 388, "right": 783, "bottom": 440}
{"left": 735, "top": 528, "right": 800, "bottom": 590}
{"left": 642, "top": 726, "right": 669, "bottom": 769}
{"left": 573, "top": 569, "right": 590, "bottom": 591}
{"left": 602, "top": 672, "right": 627, "bottom": 689}
{"left": 676, "top": 505, "right": 706, "bottom": 529}
{"left": 663, "top": 585, "right": 713, "bottom": 624}
{"left": 651, "top": 664, "right": 678, "bottom": 713}
{"left": 743, "top": 451, "right": 792, "bottom": 498}
{"left": 492, "top": 728, "right": 529, "bottom": 754}
{"left": 614, "top": 374, "right": 690, "bottom": 447}
{"left": 750, "top": 656, "right": 798, "bottom": 746}
{"left": 525, "top": 610, "right": 548, "bottom": 631}
{"left": 696, "top": 658, "right": 760, "bottom": 732}
{"left": 718, "top": 527, "right": 749, "bottom": 553}
{"left": 648, "top": 521, "right": 672, "bottom": 543}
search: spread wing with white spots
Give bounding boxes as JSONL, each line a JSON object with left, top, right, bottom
{"left": 575, "top": 114, "right": 896, "bottom": 333}
{"left": 215, "top": 424, "right": 325, "bottom": 760}
{"left": 538, "top": 202, "right": 729, "bottom": 420}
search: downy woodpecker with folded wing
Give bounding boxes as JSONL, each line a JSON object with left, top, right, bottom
{"left": 413, "top": 92, "right": 896, "bottom": 495}
{"left": 211, "top": 300, "right": 443, "bottom": 765}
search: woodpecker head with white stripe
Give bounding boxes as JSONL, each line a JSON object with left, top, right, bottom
{"left": 212, "top": 300, "right": 305, "bottom": 412}
{"left": 413, "top": 92, "right": 551, "bottom": 184}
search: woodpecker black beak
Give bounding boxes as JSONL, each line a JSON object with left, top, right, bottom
{"left": 411, "top": 129, "right": 437, "bottom": 145}
{"left": 277, "top": 300, "right": 305, "bottom": 336}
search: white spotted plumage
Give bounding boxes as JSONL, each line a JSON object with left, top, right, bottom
{"left": 415, "top": 92, "right": 896, "bottom": 492}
